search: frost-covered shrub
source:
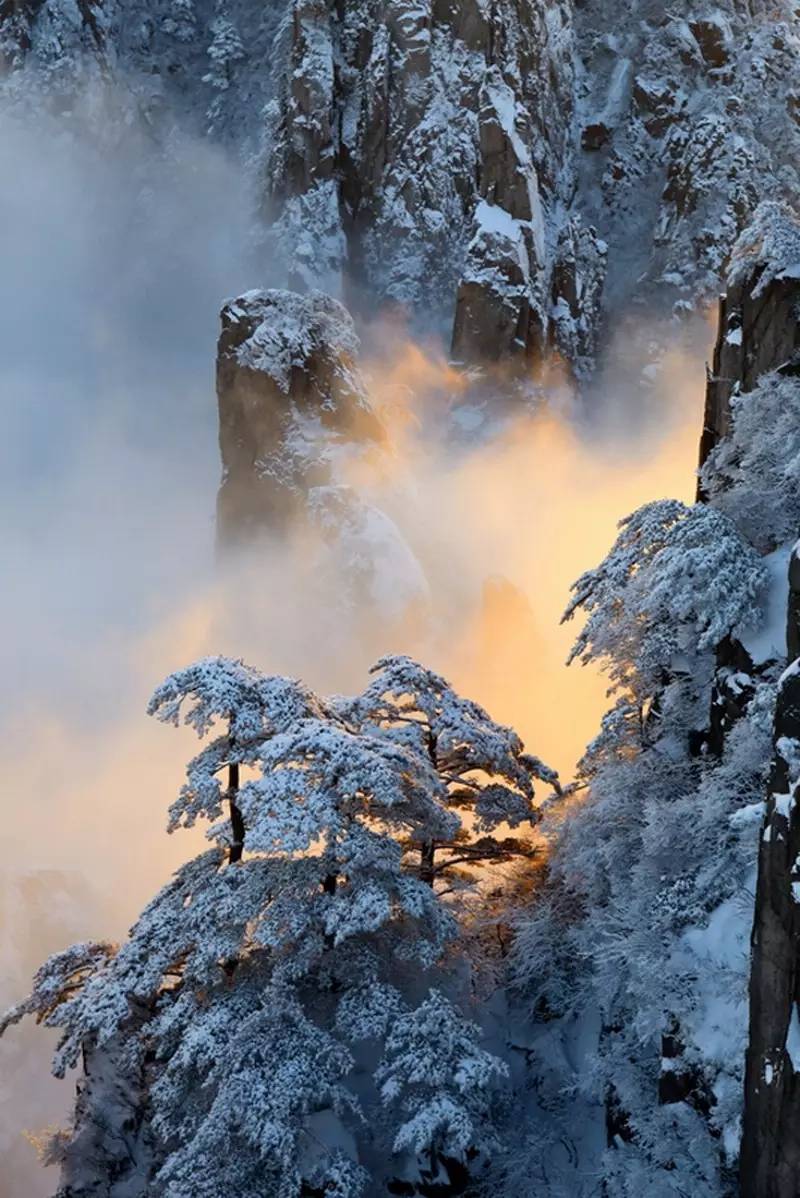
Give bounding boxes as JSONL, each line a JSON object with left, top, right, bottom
{"left": 701, "top": 371, "right": 800, "bottom": 553}
{"left": 726, "top": 200, "right": 800, "bottom": 300}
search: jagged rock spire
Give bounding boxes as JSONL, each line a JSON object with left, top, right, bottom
{"left": 215, "top": 288, "right": 383, "bottom": 546}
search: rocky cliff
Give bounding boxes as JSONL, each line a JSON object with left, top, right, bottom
{"left": 573, "top": 1, "right": 799, "bottom": 316}
{"left": 264, "top": 0, "right": 799, "bottom": 375}
{"left": 264, "top": 0, "right": 607, "bottom": 376}
{"left": 699, "top": 203, "right": 800, "bottom": 490}
{"left": 688, "top": 200, "right": 800, "bottom": 1198}
{"left": 216, "top": 288, "right": 383, "bottom": 546}
{"left": 4, "top": 0, "right": 797, "bottom": 383}
{"left": 731, "top": 207, "right": 800, "bottom": 1197}
{"left": 742, "top": 554, "right": 800, "bottom": 1198}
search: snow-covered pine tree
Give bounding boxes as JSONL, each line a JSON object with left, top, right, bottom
{"left": 203, "top": 2, "right": 244, "bottom": 134}
{"left": 349, "top": 655, "right": 560, "bottom": 888}
{"left": 700, "top": 371, "right": 800, "bottom": 554}
{"left": 375, "top": 989, "right": 509, "bottom": 1192}
{"left": 163, "top": 0, "right": 196, "bottom": 44}
{"left": 1, "top": 655, "right": 536, "bottom": 1196}
{"left": 563, "top": 499, "right": 767, "bottom": 708}
{"left": 507, "top": 498, "right": 771, "bottom": 1197}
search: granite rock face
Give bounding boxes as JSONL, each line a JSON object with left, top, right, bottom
{"left": 573, "top": 1, "right": 799, "bottom": 320}
{"left": 699, "top": 202, "right": 800, "bottom": 489}
{"left": 3, "top": 0, "right": 799, "bottom": 382}
{"left": 266, "top": 0, "right": 582, "bottom": 372}
{"left": 216, "top": 288, "right": 383, "bottom": 547}
{"left": 741, "top": 545, "right": 800, "bottom": 1198}
{"left": 706, "top": 202, "right": 800, "bottom": 1198}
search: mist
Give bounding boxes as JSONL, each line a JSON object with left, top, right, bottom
{"left": 0, "top": 100, "right": 706, "bottom": 1196}
{"left": 0, "top": 99, "right": 264, "bottom": 1195}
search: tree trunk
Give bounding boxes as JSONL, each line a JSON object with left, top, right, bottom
{"left": 420, "top": 839, "right": 436, "bottom": 887}
{"left": 228, "top": 762, "right": 244, "bottom": 864}
{"left": 741, "top": 545, "right": 800, "bottom": 1197}
{"left": 420, "top": 727, "right": 438, "bottom": 886}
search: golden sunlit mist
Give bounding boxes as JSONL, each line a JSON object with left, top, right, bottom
{"left": 0, "top": 321, "right": 705, "bottom": 1193}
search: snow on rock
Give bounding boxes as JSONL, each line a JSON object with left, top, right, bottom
{"left": 739, "top": 545, "right": 791, "bottom": 665}
{"left": 309, "top": 485, "right": 430, "bottom": 622}
{"left": 699, "top": 201, "right": 800, "bottom": 494}
{"left": 786, "top": 1007, "right": 800, "bottom": 1072}
{"left": 450, "top": 209, "right": 535, "bottom": 369}
{"left": 4, "top": 0, "right": 797, "bottom": 386}
{"left": 225, "top": 289, "right": 360, "bottom": 392}
{"left": 215, "top": 288, "right": 383, "bottom": 546}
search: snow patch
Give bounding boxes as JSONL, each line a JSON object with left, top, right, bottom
{"left": 474, "top": 200, "right": 521, "bottom": 241}
{"left": 729, "top": 801, "right": 764, "bottom": 829}
{"left": 740, "top": 543, "right": 791, "bottom": 665}
{"left": 787, "top": 1006, "right": 800, "bottom": 1072}
{"left": 773, "top": 791, "right": 795, "bottom": 820}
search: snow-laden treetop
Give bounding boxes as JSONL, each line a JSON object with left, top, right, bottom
{"left": 1, "top": 653, "right": 548, "bottom": 1196}
{"left": 147, "top": 652, "right": 558, "bottom": 854}
{"left": 563, "top": 499, "right": 768, "bottom": 701}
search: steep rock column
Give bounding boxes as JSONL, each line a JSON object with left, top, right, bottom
{"left": 450, "top": 66, "right": 548, "bottom": 369}
{"left": 449, "top": 3, "right": 607, "bottom": 378}
{"left": 742, "top": 544, "right": 800, "bottom": 1198}
{"left": 216, "top": 288, "right": 383, "bottom": 548}
{"left": 283, "top": 0, "right": 336, "bottom": 195}
{"left": 550, "top": 217, "right": 608, "bottom": 381}
{"left": 789, "top": 551, "right": 800, "bottom": 664}
{"left": 698, "top": 202, "right": 800, "bottom": 497}
{"left": 737, "top": 203, "right": 800, "bottom": 1197}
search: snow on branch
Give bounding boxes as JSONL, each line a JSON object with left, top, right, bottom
{"left": 564, "top": 499, "right": 767, "bottom": 700}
